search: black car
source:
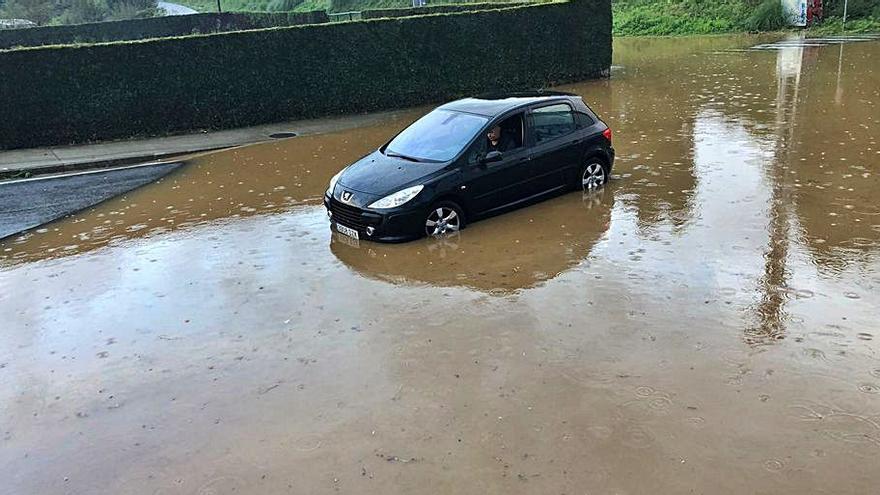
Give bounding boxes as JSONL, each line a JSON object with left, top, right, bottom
{"left": 324, "top": 91, "right": 615, "bottom": 243}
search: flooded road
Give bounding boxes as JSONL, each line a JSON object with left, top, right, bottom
{"left": 2, "top": 34, "right": 880, "bottom": 494}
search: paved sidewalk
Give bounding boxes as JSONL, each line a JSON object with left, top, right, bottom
{"left": 0, "top": 109, "right": 410, "bottom": 179}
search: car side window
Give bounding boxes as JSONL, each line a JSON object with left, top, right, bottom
{"left": 531, "top": 103, "right": 576, "bottom": 144}
{"left": 468, "top": 112, "right": 526, "bottom": 163}
{"left": 575, "top": 111, "right": 595, "bottom": 128}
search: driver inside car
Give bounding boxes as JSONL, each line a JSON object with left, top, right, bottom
{"left": 486, "top": 125, "right": 516, "bottom": 153}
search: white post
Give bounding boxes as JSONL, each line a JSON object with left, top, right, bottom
{"left": 842, "top": 0, "right": 848, "bottom": 32}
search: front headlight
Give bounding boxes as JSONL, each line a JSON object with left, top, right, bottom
{"left": 368, "top": 185, "right": 424, "bottom": 209}
{"left": 326, "top": 169, "right": 344, "bottom": 196}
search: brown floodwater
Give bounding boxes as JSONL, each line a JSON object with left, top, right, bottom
{"left": 2, "top": 34, "right": 880, "bottom": 494}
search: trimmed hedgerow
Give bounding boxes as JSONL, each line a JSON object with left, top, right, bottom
{"left": 361, "top": 2, "right": 528, "bottom": 19}
{"left": 0, "top": 11, "right": 329, "bottom": 49}
{"left": 0, "top": 0, "right": 611, "bottom": 149}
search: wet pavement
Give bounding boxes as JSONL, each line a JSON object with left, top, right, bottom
{"left": 0, "top": 162, "right": 182, "bottom": 240}
{"left": 2, "top": 34, "right": 880, "bottom": 494}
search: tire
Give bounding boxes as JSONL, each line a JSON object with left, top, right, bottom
{"left": 579, "top": 158, "right": 608, "bottom": 191}
{"left": 424, "top": 201, "right": 465, "bottom": 237}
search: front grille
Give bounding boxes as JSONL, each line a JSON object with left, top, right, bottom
{"left": 329, "top": 199, "right": 375, "bottom": 231}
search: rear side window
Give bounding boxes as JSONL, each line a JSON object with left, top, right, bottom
{"left": 531, "top": 104, "right": 576, "bottom": 144}
{"left": 575, "top": 112, "right": 595, "bottom": 128}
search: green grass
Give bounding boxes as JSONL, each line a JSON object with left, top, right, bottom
{"left": 613, "top": 0, "right": 879, "bottom": 36}
{"left": 612, "top": 0, "right": 750, "bottom": 36}
{"left": 806, "top": 15, "right": 880, "bottom": 33}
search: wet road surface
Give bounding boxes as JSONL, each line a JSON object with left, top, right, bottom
{"left": 2, "top": 34, "right": 880, "bottom": 494}
{"left": 0, "top": 162, "right": 182, "bottom": 240}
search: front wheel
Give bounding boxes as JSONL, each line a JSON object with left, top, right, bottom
{"left": 581, "top": 159, "right": 608, "bottom": 191}
{"left": 424, "top": 202, "right": 464, "bottom": 237}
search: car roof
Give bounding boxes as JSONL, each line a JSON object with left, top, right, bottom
{"left": 438, "top": 91, "right": 580, "bottom": 117}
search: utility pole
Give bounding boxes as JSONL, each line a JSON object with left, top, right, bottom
{"left": 217, "top": 0, "right": 222, "bottom": 13}
{"left": 842, "top": 0, "right": 848, "bottom": 32}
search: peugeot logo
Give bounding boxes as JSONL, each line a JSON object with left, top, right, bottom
{"left": 341, "top": 191, "right": 353, "bottom": 203}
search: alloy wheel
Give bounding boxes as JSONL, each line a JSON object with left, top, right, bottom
{"left": 425, "top": 207, "right": 461, "bottom": 236}
{"left": 582, "top": 162, "right": 606, "bottom": 190}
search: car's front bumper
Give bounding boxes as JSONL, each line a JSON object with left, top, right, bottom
{"left": 323, "top": 194, "right": 424, "bottom": 243}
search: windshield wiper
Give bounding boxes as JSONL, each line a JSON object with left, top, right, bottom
{"left": 385, "top": 151, "right": 422, "bottom": 162}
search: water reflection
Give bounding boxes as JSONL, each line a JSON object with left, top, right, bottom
{"left": 330, "top": 188, "right": 614, "bottom": 293}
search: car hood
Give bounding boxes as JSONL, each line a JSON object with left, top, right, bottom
{"left": 338, "top": 151, "right": 448, "bottom": 196}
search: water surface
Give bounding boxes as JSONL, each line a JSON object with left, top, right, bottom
{"left": 2, "top": 34, "right": 879, "bottom": 494}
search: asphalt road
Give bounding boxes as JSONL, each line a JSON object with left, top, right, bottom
{"left": 158, "top": 1, "right": 198, "bottom": 15}
{"left": 0, "top": 162, "right": 182, "bottom": 240}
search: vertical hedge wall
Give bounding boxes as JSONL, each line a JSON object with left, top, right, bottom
{"left": 0, "top": 11, "right": 330, "bottom": 49}
{"left": 361, "top": 2, "right": 528, "bottom": 19}
{"left": 0, "top": 0, "right": 611, "bottom": 149}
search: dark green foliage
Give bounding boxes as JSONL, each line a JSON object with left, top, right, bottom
{"left": 0, "top": 0, "right": 611, "bottom": 149}
{"left": 0, "top": 0, "right": 161, "bottom": 25}
{"left": 0, "top": 10, "right": 329, "bottom": 49}
{"left": 59, "top": 0, "right": 107, "bottom": 24}
{"left": 808, "top": 15, "right": 880, "bottom": 32}
{"left": 744, "top": 0, "right": 786, "bottom": 31}
{"left": 0, "top": 0, "right": 56, "bottom": 24}
{"left": 824, "top": 0, "right": 880, "bottom": 18}
{"left": 362, "top": 2, "right": 526, "bottom": 18}
{"left": 268, "top": 0, "right": 303, "bottom": 10}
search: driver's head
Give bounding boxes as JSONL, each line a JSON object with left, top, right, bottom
{"left": 487, "top": 125, "right": 502, "bottom": 143}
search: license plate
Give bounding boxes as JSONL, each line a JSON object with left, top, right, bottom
{"left": 333, "top": 232, "right": 360, "bottom": 248}
{"left": 335, "top": 223, "right": 359, "bottom": 240}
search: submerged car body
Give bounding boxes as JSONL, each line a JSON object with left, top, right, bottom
{"left": 324, "top": 91, "right": 615, "bottom": 243}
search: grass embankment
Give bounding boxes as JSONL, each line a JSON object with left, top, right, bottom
{"left": 807, "top": 16, "right": 880, "bottom": 33}
{"left": 613, "top": 0, "right": 880, "bottom": 36}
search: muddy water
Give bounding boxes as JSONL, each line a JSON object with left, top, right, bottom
{"left": 2, "top": 35, "right": 880, "bottom": 494}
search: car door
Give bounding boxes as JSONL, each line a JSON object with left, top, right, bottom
{"left": 460, "top": 113, "right": 533, "bottom": 216}
{"left": 526, "top": 102, "right": 583, "bottom": 194}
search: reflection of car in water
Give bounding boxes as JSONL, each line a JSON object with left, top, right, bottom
{"left": 329, "top": 188, "right": 614, "bottom": 293}
{"left": 323, "top": 91, "right": 615, "bottom": 243}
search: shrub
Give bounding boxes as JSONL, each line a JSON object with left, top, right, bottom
{"left": 0, "top": 0, "right": 611, "bottom": 149}
{"left": 59, "top": 0, "right": 106, "bottom": 24}
{"left": 268, "top": 0, "right": 302, "bottom": 10}
{"left": 824, "top": 0, "right": 880, "bottom": 18}
{"left": 0, "top": 0, "right": 55, "bottom": 24}
{"left": 744, "top": 0, "right": 786, "bottom": 31}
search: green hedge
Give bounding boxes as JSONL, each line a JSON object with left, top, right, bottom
{"left": 362, "top": 2, "right": 528, "bottom": 18}
{"left": 0, "top": 11, "right": 329, "bottom": 49}
{"left": 0, "top": 0, "right": 611, "bottom": 150}
{"left": 331, "top": 0, "right": 522, "bottom": 13}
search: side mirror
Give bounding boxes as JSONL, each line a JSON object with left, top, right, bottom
{"left": 480, "top": 150, "right": 503, "bottom": 164}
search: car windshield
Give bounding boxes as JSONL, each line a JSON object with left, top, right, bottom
{"left": 385, "top": 109, "right": 488, "bottom": 162}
